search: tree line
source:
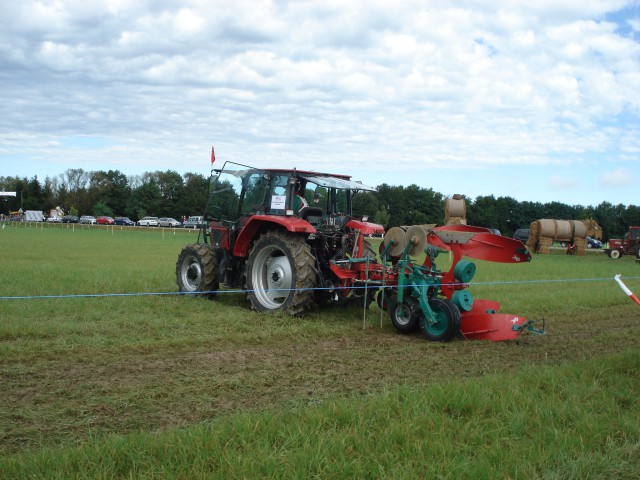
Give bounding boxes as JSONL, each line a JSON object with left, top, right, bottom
{"left": 1, "top": 169, "right": 208, "bottom": 223}
{"left": 2, "top": 169, "right": 639, "bottom": 240}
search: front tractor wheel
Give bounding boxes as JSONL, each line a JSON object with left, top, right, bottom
{"left": 176, "top": 243, "right": 219, "bottom": 296}
{"left": 246, "top": 231, "right": 317, "bottom": 315}
{"left": 422, "top": 298, "right": 461, "bottom": 342}
{"left": 609, "top": 249, "right": 621, "bottom": 259}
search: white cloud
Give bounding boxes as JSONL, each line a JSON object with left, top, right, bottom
{"left": 549, "top": 174, "right": 580, "bottom": 190}
{"left": 600, "top": 168, "right": 635, "bottom": 188}
{"left": 0, "top": 0, "right": 639, "bottom": 206}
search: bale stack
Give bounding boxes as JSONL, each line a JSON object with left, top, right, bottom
{"left": 572, "top": 237, "right": 587, "bottom": 256}
{"left": 444, "top": 194, "right": 467, "bottom": 225}
{"left": 526, "top": 221, "right": 539, "bottom": 252}
{"left": 528, "top": 218, "right": 600, "bottom": 255}
{"left": 536, "top": 236, "right": 553, "bottom": 254}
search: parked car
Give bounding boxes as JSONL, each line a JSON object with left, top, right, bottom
{"left": 513, "top": 228, "right": 530, "bottom": 243}
{"left": 137, "top": 216, "right": 159, "bottom": 227}
{"left": 158, "top": 217, "right": 181, "bottom": 227}
{"left": 586, "top": 237, "right": 602, "bottom": 249}
{"left": 61, "top": 215, "right": 79, "bottom": 223}
{"left": 79, "top": 215, "right": 96, "bottom": 224}
{"left": 46, "top": 216, "right": 62, "bottom": 223}
{"left": 114, "top": 217, "right": 135, "bottom": 226}
{"left": 96, "top": 216, "right": 115, "bottom": 225}
{"left": 183, "top": 215, "right": 204, "bottom": 229}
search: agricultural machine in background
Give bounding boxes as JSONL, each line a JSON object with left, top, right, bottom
{"left": 176, "top": 161, "right": 542, "bottom": 342}
{"left": 605, "top": 226, "right": 640, "bottom": 259}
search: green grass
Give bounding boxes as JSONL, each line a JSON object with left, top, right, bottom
{"left": 1, "top": 224, "right": 639, "bottom": 478}
{"left": 2, "top": 351, "right": 639, "bottom": 479}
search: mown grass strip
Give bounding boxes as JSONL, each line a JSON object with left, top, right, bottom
{"left": 2, "top": 350, "right": 638, "bottom": 479}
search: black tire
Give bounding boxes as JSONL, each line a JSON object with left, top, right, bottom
{"left": 422, "top": 298, "right": 461, "bottom": 342}
{"left": 176, "top": 243, "right": 219, "bottom": 296}
{"left": 635, "top": 249, "right": 640, "bottom": 260}
{"left": 388, "top": 294, "right": 420, "bottom": 334}
{"left": 609, "top": 249, "right": 621, "bottom": 259}
{"left": 246, "top": 231, "right": 317, "bottom": 315}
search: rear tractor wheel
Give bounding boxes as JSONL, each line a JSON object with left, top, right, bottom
{"left": 246, "top": 231, "right": 317, "bottom": 315}
{"left": 176, "top": 243, "right": 219, "bottom": 296}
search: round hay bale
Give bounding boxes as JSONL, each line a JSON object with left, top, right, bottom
{"left": 573, "top": 237, "right": 587, "bottom": 256}
{"left": 529, "top": 220, "right": 540, "bottom": 246}
{"left": 572, "top": 221, "right": 587, "bottom": 239}
{"left": 444, "top": 196, "right": 466, "bottom": 225}
{"left": 537, "top": 219, "right": 557, "bottom": 239}
{"left": 554, "top": 221, "right": 573, "bottom": 241}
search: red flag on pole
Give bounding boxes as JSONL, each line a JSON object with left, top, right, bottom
{"left": 211, "top": 146, "right": 216, "bottom": 165}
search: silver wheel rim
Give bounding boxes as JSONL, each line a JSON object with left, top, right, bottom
{"left": 180, "top": 254, "right": 203, "bottom": 292}
{"left": 251, "top": 246, "right": 293, "bottom": 309}
{"left": 394, "top": 304, "right": 412, "bottom": 326}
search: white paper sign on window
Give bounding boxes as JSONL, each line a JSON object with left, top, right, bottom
{"left": 271, "top": 195, "right": 286, "bottom": 210}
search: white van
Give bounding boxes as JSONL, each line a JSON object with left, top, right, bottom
{"left": 183, "top": 216, "right": 204, "bottom": 229}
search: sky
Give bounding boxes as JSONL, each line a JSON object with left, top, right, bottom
{"left": 0, "top": 0, "right": 639, "bottom": 207}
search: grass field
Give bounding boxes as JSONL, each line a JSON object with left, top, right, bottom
{"left": 1, "top": 223, "right": 639, "bottom": 478}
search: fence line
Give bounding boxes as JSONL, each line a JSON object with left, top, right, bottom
{"left": 2, "top": 276, "right": 638, "bottom": 301}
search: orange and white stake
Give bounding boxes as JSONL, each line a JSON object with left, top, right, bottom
{"left": 614, "top": 274, "right": 640, "bottom": 306}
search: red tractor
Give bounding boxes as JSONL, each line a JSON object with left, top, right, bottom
{"left": 176, "top": 161, "right": 541, "bottom": 341}
{"left": 605, "top": 226, "right": 640, "bottom": 259}
{"left": 176, "top": 161, "right": 385, "bottom": 315}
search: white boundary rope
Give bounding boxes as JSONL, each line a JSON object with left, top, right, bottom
{"left": 1, "top": 276, "right": 639, "bottom": 301}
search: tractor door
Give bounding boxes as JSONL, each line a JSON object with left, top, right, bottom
{"left": 227, "top": 170, "right": 272, "bottom": 248}
{"left": 206, "top": 165, "right": 269, "bottom": 250}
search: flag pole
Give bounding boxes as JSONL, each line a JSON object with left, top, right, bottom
{"left": 614, "top": 274, "right": 640, "bottom": 306}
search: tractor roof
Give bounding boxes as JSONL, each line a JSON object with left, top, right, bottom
{"left": 216, "top": 163, "right": 377, "bottom": 192}
{"left": 261, "top": 168, "right": 350, "bottom": 179}
{"left": 262, "top": 169, "right": 377, "bottom": 191}
{"left": 299, "top": 174, "right": 377, "bottom": 192}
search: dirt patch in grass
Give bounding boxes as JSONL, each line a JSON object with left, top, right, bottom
{"left": 2, "top": 303, "right": 638, "bottom": 455}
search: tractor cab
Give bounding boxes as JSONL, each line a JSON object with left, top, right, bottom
{"left": 203, "top": 161, "right": 379, "bottom": 253}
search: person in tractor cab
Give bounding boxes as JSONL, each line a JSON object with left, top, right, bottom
{"left": 293, "top": 183, "right": 308, "bottom": 213}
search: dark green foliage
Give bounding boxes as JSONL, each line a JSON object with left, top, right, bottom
{"left": 1, "top": 170, "right": 638, "bottom": 238}
{"left": 126, "top": 181, "right": 162, "bottom": 220}
{"left": 92, "top": 201, "right": 113, "bottom": 217}
{"left": 352, "top": 191, "right": 378, "bottom": 219}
